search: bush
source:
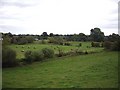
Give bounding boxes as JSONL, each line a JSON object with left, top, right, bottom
{"left": 24, "top": 50, "right": 34, "bottom": 63}
{"left": 111, "top": 40, "right": 120, "bottom": 51}
{"left": 84, "top": 51, "right": 88, "bottom": 54}
{"left": 2, "top": 47, "right": 18, "bottom": 67}
{"left": 41, "top": 48, "right": 54, "bottom": 58}
{"left": 41, "top": 40, "right": 46, "bottom": 44}
{"left": 48, "top": 37, "right": 56, "bottom": 43}
{"left": 91, "top": 42, "right": 94, "bottom": 47}
{"left": 48, "top": 37, "right": 64, "bottom": 45}
{"left": 24, "top": 50, "right": 45, "bottom": 63}
{"left": 78, "top": 43, "right": 82, "bottom": 47}
{"left": 76, "top": 50, "right": 84, "bottom": 55}
{"left": 24, "top": 48, "right": 54, "bottom": 63}
{"left": 32, "top": 51, "right": 44, "bottom": 61}
{"left": 104, "top": 40, "right": 120, "bottom": 51}
{"left": 59, "top": 42, "right": 64, "bottom": 45}
{"left": 101, "top": 42, "right": 104, "bottom": 47}
{"left": 91, "top": 42, "right": 100, "bottom": 47}
{"left": 57, "top": 48, "right": 65, "bottom": 57}
{"left": 103, "top": 41, "right": 112, "bottom": 50}
{"left": 64, "top": 42, "right": 71, "bottom": 46}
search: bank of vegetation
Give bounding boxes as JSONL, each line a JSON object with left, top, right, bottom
{"left": 1, "top": 27, "right": 120, "bottom": 67}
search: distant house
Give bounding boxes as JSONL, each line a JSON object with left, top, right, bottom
{"left": 35, "top": 38, "right": 39, "bottom": 41}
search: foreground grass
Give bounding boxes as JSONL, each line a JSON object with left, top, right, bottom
{"left": 2, "top": 51, "right": 118, "bottom": 88}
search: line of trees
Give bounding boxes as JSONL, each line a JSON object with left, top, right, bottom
{"left": 1, "top": 27, "right": 120, "bottom": 49}
{"left": 2, "top": 28, "right": 119, "bottom": 43}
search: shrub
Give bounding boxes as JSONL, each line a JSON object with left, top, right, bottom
{"left": 64, "top": 42, "right": 71, "bottom": 46}
{"left": 104, "top": 40, "right": 120, "bottom": 51}
{"left": 63, "top": 49, "right": 85, "bottom": 56}
{"left": 91, "top": 42, "right": 94, "bottom": 47}
{"left": 24, "top": 50, "right": 34, "bottom": 63}
{"left": 41, "top": 40, "right": 46, "bottom": 44}
{"left": 2, "top": 47, "right": 18, "bottom": 67}
{"left": 95, "top": 42, "right": 100, "bottom": 47}
{"left": 91, "top": 42, "right": 100, "bottom": 47}
{"left": 59, "top": 42, "right": 64, "bottom": 45}
{"left": 48, "top": 37, "right": 55, "bottom": 43}
{"left": 76, "top": 50, "right": 84, "bottom": 55}
{"left": 111, "top": 40, "right": 120, "bottom": 51}
{"left": 24, "top": 50, "right": 45, "bottom": 63}
{"left": 57, "top": 48, "right": 65, "bottom": 57}
{"left": 78, "top": 43, "right": 82, "bottom": 47}
{"left": 101, "top": 42, "right": 104, "bottom": 47}
{"left": 32, "top": 51, "right": 44, "bottom": 61}
{"left": 48, "top": 37, "right": 64, "bottom": 45}
{"left": 84, "top": 51, "right": 88, "bottom": 54}
{"left": 103, "top": 41, "right": 113, "bottom": 50}
{"left": 41, "top": 48, "right": 54, "bottom": 58}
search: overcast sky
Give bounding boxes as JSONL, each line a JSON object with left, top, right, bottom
{"left": 0, "top": 0, "right": 119, "bottom": 35}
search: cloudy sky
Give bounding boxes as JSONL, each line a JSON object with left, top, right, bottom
{"left": 0, "top": 0, "right": 119, "bottom": 35}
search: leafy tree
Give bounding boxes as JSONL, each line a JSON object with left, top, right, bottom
{"left": 49, "top": 33, "right": 54, "bottom": 37}
{"left": 26, "top": 36, "right": 34, "bottom": 43}
{"left": 11, "top": 36, "right": 18, "bottom": 44}
{"left": 11, "top": 35, "right": 34, "bottom": 45}
{"left": 107, "top": 33, "right": 119, "bottom": 42}
{"left": 90, "top": 28, "right": 104, "bottom": 42}
{"left": 2, "top": 34, "right": 11, "bottom": 45}
{"left": 18, "top": 37, "right": 28, "bottom": 45}
{"left": 79, "top": 33, "right": 87, "bottom": 41}
{"left": 41, "top": 32, "right": 48, "bottom": 39}
{"left": 48, "top": 36, "right": 64, "bottom": 45}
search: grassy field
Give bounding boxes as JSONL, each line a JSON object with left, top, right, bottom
{"left": 9, "top": 42, "right": 103, "bottom": 59}
{"left": 2, "top": 51, "right": 118, "bottom": 88}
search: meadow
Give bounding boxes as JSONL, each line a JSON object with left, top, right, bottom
{"left": 9, "top": 41, "right": 103, "bottom": 59}
{"left": 2, "top": 41, "right": 119, "bottom": 88}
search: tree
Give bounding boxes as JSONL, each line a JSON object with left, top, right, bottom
{"left": 11, "top": 36, "right": 18, "bottom": 44}
{"left": 107, "top": 33, "right": 119, "bottom": 42}
{"left": 79, "top": 33, "right": 87, "bottom": 41}
{"left": 103, "top": 37, "right": 120, "bottom": 51}
{"left": 41, "top": 32, "right": 48, "bottom": 39}
{"left": 7, "top": 32, "right": 13, "bottom": 37}
{"left": 26, "top": 36, "right": 34, "bottom": 43}
{"left": 11, "top": 35, "right": 35, "bottom": 44}
{"left": 48, "top": 36, "right": 64, "bottom": 45}
{"left": 49, "top": 33, "right": 54, "bottom": 37}
{"left": 72, "top": 34, "right": 79, "bottom": 41}
{"left": 2, "top": 34, "right": 11, "bottom": 45}
{"left": 90, "top": 28, "right": 104, "bottom": 42}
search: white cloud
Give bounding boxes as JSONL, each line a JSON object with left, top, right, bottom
{"left": 0, "top": 0, "right": 118, "bottom": 35}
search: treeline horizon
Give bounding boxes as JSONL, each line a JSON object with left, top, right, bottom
{"left": 1, "top": 28, "right": 120, "bottom": 45}
{"left": 1, "top": 32, "right": 119, "bottom": 36}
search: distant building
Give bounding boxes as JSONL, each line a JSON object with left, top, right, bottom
{"left": 35, "top": 38, "right": 39, "bottom": 41}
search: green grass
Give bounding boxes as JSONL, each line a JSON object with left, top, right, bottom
{"left": 2, "top": 51, "right": 118, "bottom": 88}
{"left": 9, "top": 42, "right": 103, "bottom": 59}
